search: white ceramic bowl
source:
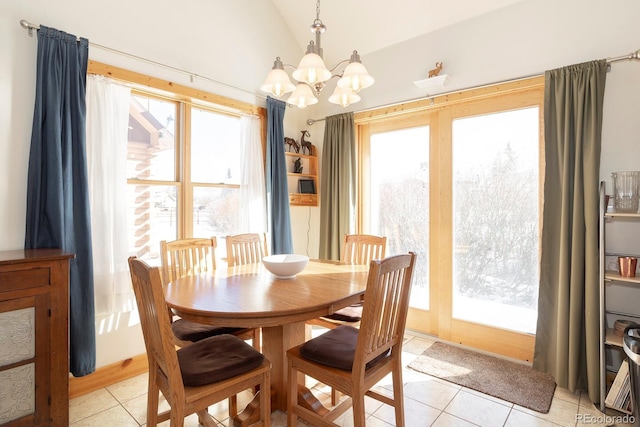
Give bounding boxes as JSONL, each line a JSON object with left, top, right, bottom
{"left": 262, "top": 254, "right": 309, "bottom": 279}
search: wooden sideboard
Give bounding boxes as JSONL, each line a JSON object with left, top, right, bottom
{"left": 0, "top": 249, "right": 74, "bottom": 426}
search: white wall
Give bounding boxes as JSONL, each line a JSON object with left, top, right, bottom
{"left": 1, "top": 0, "right": 639, "bottom": 368}
{"left": 0, "top": 0, "right": 305, "bottom": 368}
{"left": 600, "top": 60, "right": 640, "bottom": 329}
{"left": 284, "top": 108, "right": 324, "bottom": 260}
{"left": 321, "top": 0, "right": 640, "bottom": 117}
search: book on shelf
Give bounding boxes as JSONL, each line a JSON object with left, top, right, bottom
{"left": 605, "top": 360, "right": 633, "bottom": 414}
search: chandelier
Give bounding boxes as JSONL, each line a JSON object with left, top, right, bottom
{"left": 260, "top": 0, "right": 374, "bottom": 109}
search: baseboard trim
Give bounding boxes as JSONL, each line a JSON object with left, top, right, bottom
{"left": 69, "top": 354, "right": 148, "bottom": 399}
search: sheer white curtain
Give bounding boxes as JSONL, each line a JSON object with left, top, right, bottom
{"left": 239, "top": 115, "right": 268, "bottom": 233}
{"left": 86, "top": 74, "right": 132, "bottom": 315}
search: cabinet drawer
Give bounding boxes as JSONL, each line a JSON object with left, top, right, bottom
{"left": 290, "top": 194, "right": 318, "bottom": 206}
{"left": 0, "top": 268, "right": 50, "bottom": 293}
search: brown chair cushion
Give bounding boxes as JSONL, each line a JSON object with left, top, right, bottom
{"left": 172, "top": 319, "right": 245, "bottom": 342}
{"left": 300, "top": 325, "right": 389, "bottom": 371}
{"left": 323, "top": 302, "right": 363, "bottom": 322}
{"left": 177, "top": 334, "right": 265, "bottom": 386}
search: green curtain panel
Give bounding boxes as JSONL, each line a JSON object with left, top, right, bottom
{"left": 319, "top": 113, "right": 356, "bottom": 260}
{"left": 533, "top": 60, "right": 607, "bottom": 404}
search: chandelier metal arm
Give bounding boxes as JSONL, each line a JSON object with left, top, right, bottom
{"left": 327, "top": 58, "right": 350, "bottom": 74}
{"left": 278, "top": 59, "right": 346, "bottom": 78}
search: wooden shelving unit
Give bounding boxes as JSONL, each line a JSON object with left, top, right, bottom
{"left": 599, "top": 181, "right": 640, "bottom": 413}
{"left": 285, "top": 151, "right": 318, "bottom": 207}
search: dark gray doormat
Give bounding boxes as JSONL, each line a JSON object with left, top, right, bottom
{"left": 408, "top": 341, "right": 556, "bottom": 413}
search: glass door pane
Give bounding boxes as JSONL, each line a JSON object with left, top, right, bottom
{"left": 369, "top": 126, "right": 429, "bottom": 310}
{"left": 452, "top": 107, "right": 539, "bottom": 334}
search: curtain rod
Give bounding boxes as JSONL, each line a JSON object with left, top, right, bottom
{"left": 19, "top": 19, "right": 266, "bottom": 100}
{"left": 21, "top": 19, "right": 638, "bottom": 116}
{"left": 303, "top": 49, "right": 640, "bottom": 127}
{"left": 306, "top": 118, "right": 325, "bottom": 126}
{"left": 607, "top": 49, "right": 640, "bottom": 64}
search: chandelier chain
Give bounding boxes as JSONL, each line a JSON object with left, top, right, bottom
{"left": 316, "top": 0, "right": 321, "bottom": 21}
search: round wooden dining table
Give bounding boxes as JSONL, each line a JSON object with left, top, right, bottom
{"left": 163, "top": 259, "right": 370, "bottom": 415}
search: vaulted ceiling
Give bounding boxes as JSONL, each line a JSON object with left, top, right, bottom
{"left": 269, "top": 0, "right": 527, "bottom": 66}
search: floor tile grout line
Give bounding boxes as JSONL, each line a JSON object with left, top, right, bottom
{"left": 71, "top": 404, "right": 131, "bottom": 426}
{"left": 502, "top": 407, "right": 514, "bottom": 427}
{"left": 72, "top": 331, "right": 602, "bottom": 427}
{"left": 105, "top": 386, "right": 145, "bottom": 426}
{"left": 69, "top": 388, "right": 123, "bottom": 425}
{"left": 117, "top": 399, "right": 143, "bottom": 426}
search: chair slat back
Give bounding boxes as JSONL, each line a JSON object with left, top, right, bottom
{"left": 226, "top": 233, "right": 268, "bottom": 267}
{"left": 342, "top": 234, "right": 387, "bottom": 265}
{"left": 128, "top": 257, "right": 185, "bottom": 394}
{"left": 160, "top": 237, "right": 217, "bottom": 284}
{"left": 354, "top": 252, "right": 416, "bottom": 371}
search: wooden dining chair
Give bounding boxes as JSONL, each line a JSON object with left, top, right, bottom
{"left": 309, "top": 234, "right": 387, "bottom": 329}
{"left": 160, "top": 237, "right": 218, "bottom": 282}
{"left": 127, "top": 256, "right": 271, "bottom": 427}
{"left": 160, "top": 237, "right": 261, "bottom": 350}
{"left": 287, "top": 252, "right": 416, "bottom": 427}
{"left": 225, "top": 233, "right": 269, "bottom": 267}
{"left": 342, "top": 234, "right": 387, "bottom": 266}
{"left": 307, "top": 234, "right": 387, "bottom": 404}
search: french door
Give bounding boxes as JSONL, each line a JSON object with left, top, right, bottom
{"left": 357, "top": 80, "right": 544, "bottom": 361}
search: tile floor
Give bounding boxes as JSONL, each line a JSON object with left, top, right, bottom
{"left": 69, "top": 331, "right": 634, "bottom": 427}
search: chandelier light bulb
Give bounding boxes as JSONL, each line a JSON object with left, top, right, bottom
{"left": 287, "top": 83, "right": 318, "bottom": 109}
{"left": 337, "top": 52, "right": 374, "bottom": 92}
{"left": 273, "top": 84, "right": 286, "bottom": 97}
{"left": 260, "top": 58, "right": 295, "bottom": 97}
{"left": 328, "top": 85, "right": 361, "bottom": 107}
{"left": 292, "top": 52, "right": 331, "bottom": 85}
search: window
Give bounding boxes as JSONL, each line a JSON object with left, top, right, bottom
{"left": 357, "top": 77, "right": 544, "bottom": 360}
{"left": 127, "top": 95, "right": 179, "bottom": 261}
{"left": 125, "top": 93, "right": 246, "bottom": 263}
{"left": 87, "top": 60, "right": 267, "bottom": 267}
{"left": 190, "top": 108, "right": 242, "bottom": 239}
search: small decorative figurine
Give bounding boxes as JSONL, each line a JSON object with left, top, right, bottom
{"left": 293, "top": 157, "right": 303, "bottom": 174}
{"left": 284, "top": 137, "right": 300, "bottom": 153}
{"left": 300, "top": 130, "right": 314, "bottom": 155}
{"left": 428, "top": 62, "right": 443, "bottom": 78}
